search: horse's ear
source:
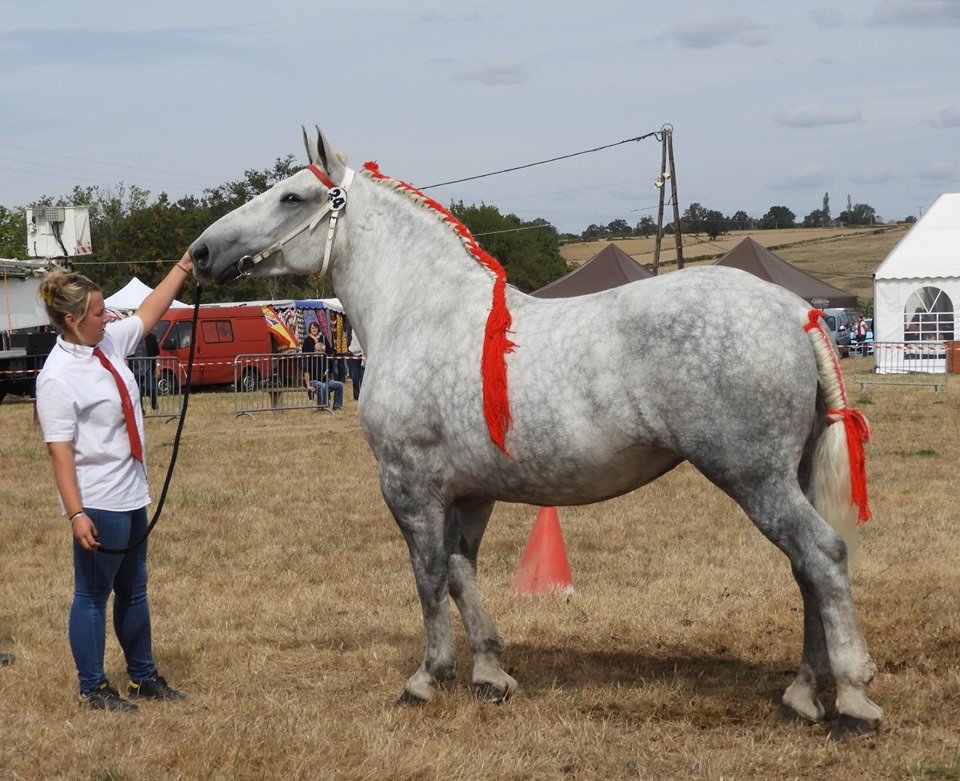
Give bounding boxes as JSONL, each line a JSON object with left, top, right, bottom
{"left": 313, "top": 125, "right": 346, "bottom": 182}
{"left": 302, "top": 126, "right": 318, "bottom": 165}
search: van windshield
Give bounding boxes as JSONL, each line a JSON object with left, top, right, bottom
{"left": 151, "top": 320, "right": 170, "bottom": 342}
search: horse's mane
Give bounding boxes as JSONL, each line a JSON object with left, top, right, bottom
{"left": 360, "top": 161, "right": 515, "bottom": 457}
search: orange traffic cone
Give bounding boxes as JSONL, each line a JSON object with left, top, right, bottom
{"left": 510, "top": 506, "right": 574, "bottom": 595}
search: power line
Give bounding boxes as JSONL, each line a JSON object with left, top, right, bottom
{"left": 418, "top": 132, "right": 661, "bottom": 190}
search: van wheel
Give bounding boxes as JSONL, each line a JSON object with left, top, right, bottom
{"left": 240, "top": 367, "right": 260, "bottom": 393}
{"left": 157, "top": 369, "right": 180, "bottom": 396}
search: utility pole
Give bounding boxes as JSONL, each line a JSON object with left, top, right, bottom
{"left": 666, "top": 128, "right": 684, "bottom": 270}
{"left": 651, "top": 126, "right": 683, "bottom": 274}
{"left": 652, "top": 130, "right": 669, "bottom": 275}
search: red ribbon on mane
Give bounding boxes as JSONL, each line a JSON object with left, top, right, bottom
{"left": 362, "top": 162, "right": 516, "bottom": 457}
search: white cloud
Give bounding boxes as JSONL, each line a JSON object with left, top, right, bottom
{"left": 915, "top": 161, "right": 958, "bottom": 181}
{"left": 666, "top": 10, "right": 770, "bottom": 49}
{"left": 769, "top": 165, "right": 835, "bottom": 190}
{"left": 850, "top": 168, "right": 900, "bottom": 185}
{"left": 773, "top": 104, "right": 863, "bottom": 128}
{"left": 870, "top": 0, "right": 960, "bottom": 28}
{"left": 807, "top": 7, "right": 852, "bottom": 29}
{"left": 452, "top": 60, "right": 528, "bottom": 86}
{"left": 939, "top": 104, "right": 960, "bottom": 127}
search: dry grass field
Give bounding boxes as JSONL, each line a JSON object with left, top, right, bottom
{"left": 560, "top": 224, "right": 911, "bottom": 303}
{"left": 1, "top": 350, "right": 959, "bottom": 780}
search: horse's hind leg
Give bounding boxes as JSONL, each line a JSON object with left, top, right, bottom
{"left": 731, "top": 479, "right": 882, "bottom": 737}
{"left": 780, "top": 566, "right": 830, "bottom": 724}
{"left": 446, "top": 500, "right": 517, "bottom": 703}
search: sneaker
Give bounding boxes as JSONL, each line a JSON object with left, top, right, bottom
{"left": 81, "top": 681, "right": 138, "bottom": 712}
{"left": 128, "top": 674, "right": 185, "bottom": 702}
{"left": 0, "top": 652, "right": 14, "bottom": 665}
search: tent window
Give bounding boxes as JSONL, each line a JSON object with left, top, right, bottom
{"left": 903, "top": 286, "right": 954, "bottom": 342}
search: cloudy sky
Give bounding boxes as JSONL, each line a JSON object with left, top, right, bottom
{"left": 1, "top": 1, "right": 958, "bottom": 235}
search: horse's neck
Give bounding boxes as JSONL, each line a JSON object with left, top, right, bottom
{"left": 331, "top": 176, "right": 500, "bottom": 354}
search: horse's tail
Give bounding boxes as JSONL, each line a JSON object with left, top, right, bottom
{"left": 803, "top": 309, "right": 872, "bottom": 567}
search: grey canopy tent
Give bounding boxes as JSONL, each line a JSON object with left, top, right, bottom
{"left": 713, "top": 237, "right": 857, "bottom": 309}
{"left": 532, "top": 243, "right": 654, "bottom": 298}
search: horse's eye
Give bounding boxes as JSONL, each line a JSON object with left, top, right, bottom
{"left": 281, "top": 193, "right": 302, "bottom": 204}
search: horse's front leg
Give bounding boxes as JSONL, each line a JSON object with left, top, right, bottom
{"left": 446, "top": 501, "right": 518, "bottom": 703}
{"left": 381, "top": 472, "right": 457, "bottom": 704}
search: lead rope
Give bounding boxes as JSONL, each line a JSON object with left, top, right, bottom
{"left": 97, "top": 283, "right": 202, "bottom": 555}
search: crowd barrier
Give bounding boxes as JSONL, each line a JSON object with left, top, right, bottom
{"left": 233, "top": 352, "right": 361, "bottom": 417}
{"left": 853, "top": 341, "right": 949, "bottom": 394}
{"left": 126, "top": 357, "right": 185, "bottom": 419}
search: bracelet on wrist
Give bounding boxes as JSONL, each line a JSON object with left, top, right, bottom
{"left": 69, "top": 510, "right": 84, "bottom": 522}
{"left": 175, "top": 264, "right": 191, "bottom": 275}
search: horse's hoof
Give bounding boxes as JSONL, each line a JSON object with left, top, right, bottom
{"left": 829, "top": 714, "right": 879, "bottom": 742}
{"left": 396, "top": 689, "right": 429, "bottom": 707}
{"left": 473, "top": 682, "right": 511, "bottom": 704}
{"left": 778, "top": 702, "right": 823, "bottom": 725}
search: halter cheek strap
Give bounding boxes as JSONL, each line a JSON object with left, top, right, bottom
{"left": 236, "top": 165, "right": 355, "bottom": 278}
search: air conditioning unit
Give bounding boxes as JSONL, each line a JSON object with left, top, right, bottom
{"left": 25, "top": 205, "right": 92, "bottom": 259}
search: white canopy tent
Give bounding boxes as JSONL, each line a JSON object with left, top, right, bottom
{"left": 874, "top": 193, "right": 959, "bottom": 373}
{"left": 104, "top": 277, "right": 191, "bottom": 311}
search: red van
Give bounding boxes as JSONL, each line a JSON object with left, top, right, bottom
{"left": 150, "top": 305, "right": 274, "bottom": 393}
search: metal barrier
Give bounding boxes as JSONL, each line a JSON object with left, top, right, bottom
{"left": 853, "top": 341, "right": 949, "bottom": 394}
{"left": 233, "top": 352, "right": 341, "bottom": 417}
{"left": 126, "top": 356, "right": 185, "bottom": 419}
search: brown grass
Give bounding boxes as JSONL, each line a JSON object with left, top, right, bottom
{"left": 1, "top": 357, "right": 959, "bottom": 780}
{"left": 560, "top": 225, "right": 910, "bottom": 302}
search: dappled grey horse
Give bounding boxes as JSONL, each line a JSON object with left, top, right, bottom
{"left": 189, "top": 127, "right": 883, "bottom": 740}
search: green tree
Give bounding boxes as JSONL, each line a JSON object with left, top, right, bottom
{"left": 802, "top": 209, "right": 829, "bottom": 228}
{"left": 635, "top": 216, "right": 656, "bottom": 237}
{"left": 449, "top": 202, "right": 569, "bottom": 293}
{"left": 837, "top": 203, "right": 879, "bottom": 226}
{"left": 682, "top": 202, "right": 707, "bottom": 235}
{"left": 606, "top": 218, "right": 631, "bottom": 236}
{"left": 760, "top": 206, "right": 796, "bottom": 229}
{"left": 0, "top": 206, "right": 28, "bottom": 259}
{"left": 730, "top": 210, "right": 752, "bottom": 230}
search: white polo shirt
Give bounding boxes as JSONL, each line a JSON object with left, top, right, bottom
{"left": 36, "top": 315, "right": 151, "bottom": 512}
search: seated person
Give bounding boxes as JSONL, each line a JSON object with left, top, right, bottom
{"left": 309, "top": 375, "right": 344, "bottom": 411}
{"left": 301, "top": 337, "right": 343, "bottom": 411}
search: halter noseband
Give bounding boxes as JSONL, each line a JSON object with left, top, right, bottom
{"left": 236, "top": 164, "right": 355, "bottom": 279}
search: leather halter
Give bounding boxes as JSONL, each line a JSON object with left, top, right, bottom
{"left": 235, "top": 165, "right": 355, "bottom": 279}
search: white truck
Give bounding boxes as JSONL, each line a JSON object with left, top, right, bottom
{"left": 0, "top": 205, "right": 91, "bottom": 402}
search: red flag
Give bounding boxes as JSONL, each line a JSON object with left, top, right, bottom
{"left": 261, "top": 305, "right": 299, "bottom": 349}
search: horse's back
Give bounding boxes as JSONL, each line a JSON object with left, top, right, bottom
{"left": 434, "top": 265, "right": 823, "bottom": 504}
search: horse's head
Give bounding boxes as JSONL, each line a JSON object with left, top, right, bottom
{"left": 190, "top": 126, "right": 350, "bottom": 285}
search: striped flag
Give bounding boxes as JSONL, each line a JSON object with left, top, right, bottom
{"left": 262, "top": 305, "right": 299, "bottom": 349}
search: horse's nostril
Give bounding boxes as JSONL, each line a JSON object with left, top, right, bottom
{"left": 191, "top": 244, "right": 209, "bottom": 267}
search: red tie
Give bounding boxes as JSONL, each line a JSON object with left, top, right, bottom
{"left": 93, "top": 346, "right": 143, "bottom": 463}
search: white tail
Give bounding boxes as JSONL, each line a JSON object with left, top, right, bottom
{"left": 804, "top": 311, "right": 870, "bottom": 568}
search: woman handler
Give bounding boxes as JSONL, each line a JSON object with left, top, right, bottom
{"left": 35, "top": 253, "right": 194, "bottom": 712}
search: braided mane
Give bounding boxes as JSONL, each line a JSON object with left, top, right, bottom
{"left": 361, "top": 161, "right": 516, "bottom": 457}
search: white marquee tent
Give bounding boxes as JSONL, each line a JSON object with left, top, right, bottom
{"left": 104, "top": 277, "right": 191, "bottom": 311}
{"left": 874, "top": 193, "right": 959, "bottom": 373}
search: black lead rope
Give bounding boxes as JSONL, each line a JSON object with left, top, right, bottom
{"left": 97, "top": 284, "right": 203, "bottom": 555}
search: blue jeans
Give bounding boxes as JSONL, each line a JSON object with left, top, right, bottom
{"left": 311, "top": 379, "right": 344, "bottom": 409}
{"left": 346, "top": 357, "right": 364, "bottom": 400}
{"left": 70, "top": 507, "right": 156, "bottom": 693}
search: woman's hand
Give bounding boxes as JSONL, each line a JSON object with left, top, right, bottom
{"left": 72, "top": 513, "right": 100, "bottom": 551}
{"left": 177, "top": 250, "right": 194, "bottom": 275}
